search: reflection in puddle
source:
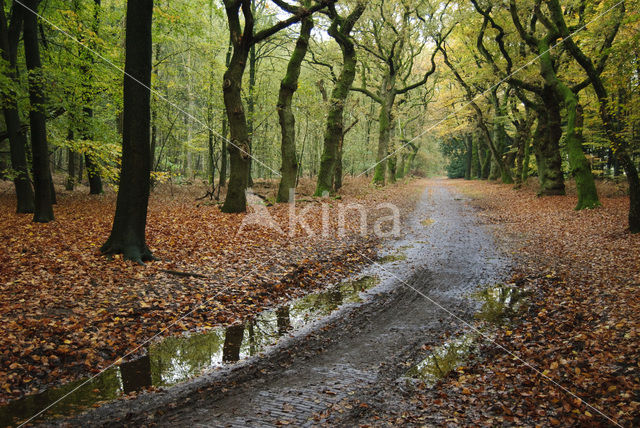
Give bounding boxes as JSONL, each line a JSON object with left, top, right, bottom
{"left": 0, "top": 275, "right": 380, "bottom": 426}
{"left": 405, "top": 333, "right": 477, "bottom": 387}
{"left": 474, "top": 284, "right": 529, "bottom": 324}
{"left": 406, "top": 284, "right": 529, "bottom": 387}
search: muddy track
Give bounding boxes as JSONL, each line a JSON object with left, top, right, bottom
{"left": 61, "top": 180, "right": 509, "bottom": 427}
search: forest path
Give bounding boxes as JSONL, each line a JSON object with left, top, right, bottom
{"left": 73, "top": 180, "right": 509, "bottom": 427}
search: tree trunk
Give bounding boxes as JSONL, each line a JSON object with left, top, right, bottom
{"left": 522, "top": 135, "right": 531, "bottom": 184}
{"left": 334, "top": 132, "right": 344, "bottom": 190}
{"left": 533, "top": 86, "right": 565, "bottom": 196}
{"left": 219, "top": 38, "right": 232, "bottom": 190}
{"left": 276, "top": 10, "right": 312, "bottom": 202}
{"left": 101, "top": 0, "right": 154, "bottom": 263}
{"left": 373, "top": 82, "right": 396, "bottom": 186}
{"left": 314, "top": 5, "right": 364, "bottom": 196}
{"left": 0, "top": 1, "right": 34, "bottom": 213}
{"left": 537, "top": 37, "right": 598, "bottom": 209}
{"left": 440, "top": 46, "right": 513, "bottom": 184}
{"left": 22, "top": 0, "right": 54, "bottom": 223}
{"left": 66, "top": 131, "right": 76, "bottom": 191}
{"left": 464, "top": 133, "right": 473, "bottom": 180}
{"left": 471, "top": 136, "right": 480, "bottom": 179}
{"left": 221, "top": 42, "right": 251, "bottom": 212}
{"left": 84, "top": 0, "right": 104, "bottom": 195}
{"left": 247, "top": 38, "right": 256, "bottom": 187}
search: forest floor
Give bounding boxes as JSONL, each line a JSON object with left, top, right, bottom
{"left": 351, "top": 179, "right": 640, "bottom": 427}
{"left": 2, "top": 177, "right": 639, "bottom": 427}
{"left": 0, "top": 176, "right": 424, "bottom": 409}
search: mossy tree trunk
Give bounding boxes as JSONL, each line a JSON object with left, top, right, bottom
{"left": 22, "top": 0, "right": 54, "bottom": 223}
{"left": 440, "top": 45, "right": 513, "bottom": 184}
{"left": 372, "top": 80, "right": 396, "bottom": 186}
{"left": 101, "top": 0, "right": 154, "bottom": 263}
{"left": 277, "top": 6, "right": 313, "bottom": 203}
{"left": 314, "top": 4, "right": 364, "bottom": 196}
{"left": 334, "top": 132, "right": 344, "bottom": 190}
{"left": 471, "top": 136, "right": 480, "bottom": 179}
{"left": 537, "top": 36, "right": 599, "bottom": 209}
{"left": 0, "top": 0, "right": 34, "bottom": 213}
{"left": 532, "top": 86, "right": 565, "bottom": 196}
{"left": 404, "top": 142, "right": 419, "bottom": 177}
{"left": 513, "top": 106, "right": 534, "bottom": 189}
{"left": 488, "top": 90, "right": 510, "bottom": 182}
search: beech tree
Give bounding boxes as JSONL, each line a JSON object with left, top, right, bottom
{"left": 276, "top": 0, "right": 314, "bottom": 203}
{"left": 101, "top": 0, "right": 155, "bottom": 263}
{"left": 221, "top": 0, "right": 334, "bottom": 213}
{"left": 314, "top": 1, "right": 366, "bottom": 196}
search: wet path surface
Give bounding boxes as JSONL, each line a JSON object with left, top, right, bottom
{"left": 66, "top": 181, "right": 509, "bottom": 427}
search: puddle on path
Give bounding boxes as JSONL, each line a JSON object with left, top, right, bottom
{"left": 473, "top": 284, "right": 530, "bottom": 324}
{"left": 405, "top": 284, "right": 529, "bottom": 386}
{"left": 405, "top": 333, "right": 477, "bottom": 387}
{"left": 0, "top": 275, "right": 380, "bottom": 427}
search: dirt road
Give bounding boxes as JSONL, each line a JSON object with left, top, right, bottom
{"left": 66, "top": 180, "right": 509, "bottom": 427}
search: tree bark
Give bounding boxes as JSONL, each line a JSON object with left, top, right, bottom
{"left": 0, "top": 0, "right": 34, "bottom": 213}
{"left": 22, "top": 0, "right": 53, "bottom": 223}
{"left": 100, "top": 0, "right": 154, "bottom": 263}
{"left": 314, "top": 4, "right": 364, "bottom": 196}
{"left": 276, "top": 8, "right": 313, "bottom": 202}
{"left": 221, "top": 31, "right": 251, "bottom": 212}
{"left": 219, "top": 37, "right": 232, "bottom": 190}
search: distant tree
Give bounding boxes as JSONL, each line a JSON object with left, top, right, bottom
{"left": 351, "top": 0, "right": 451, "bottom": 186}
{"left": 101, "top": 0, "right": 155, "bottom": 263}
